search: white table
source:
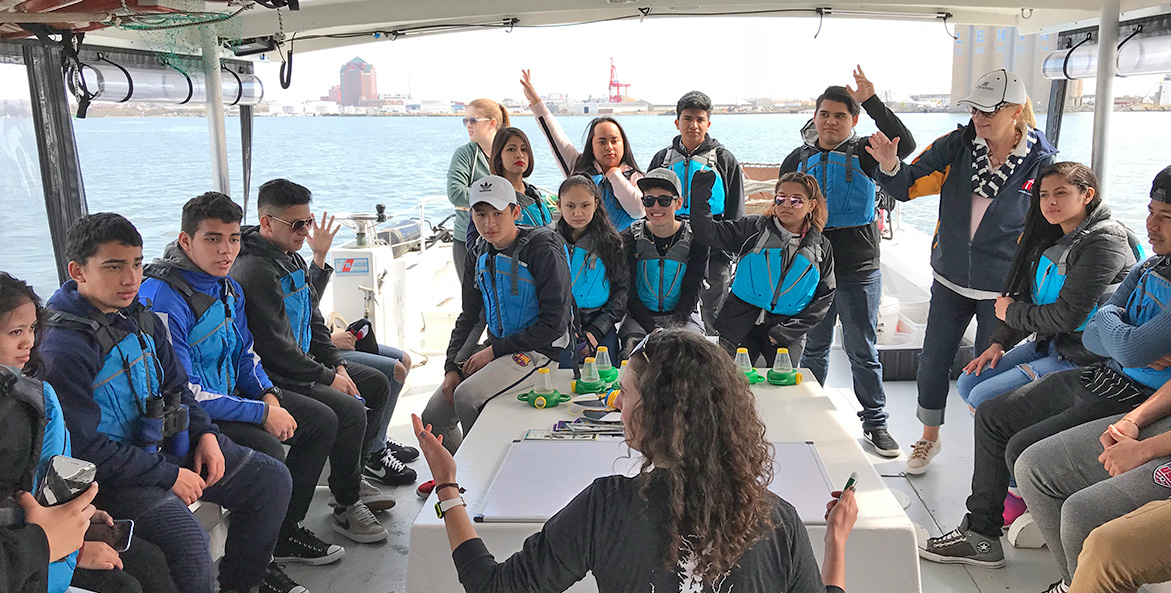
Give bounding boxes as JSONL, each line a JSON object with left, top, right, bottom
{"left": 406, "top": 369, "right": 921, "bottom": 593}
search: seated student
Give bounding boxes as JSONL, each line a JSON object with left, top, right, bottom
{"left": 556, "top": 175, "right": 629, "bottom": 367}
{"left": 420, "top": 175, "right": 573, "bottom": 461}
{"left": 1069, "top": 499, "right": 1171, "bottom": 593}
{"left": 230, "top": 179, "right": 395, "bottom": 543}
{"left": 411, "top": 329, "right": 859, "bottom": 593}
{"left": 521, "top": 70, "right": 645, "bottom": 230}
{"left": 0, "top": 272, "right": 176, "bottom": 593}
{"left": 918, "top": 168, "right": 1171, "bottom": 569}
{"left": 38, "top": 213, "right": 297, "bottom": 593}
{"left": 648, "top": 90, "right": 746, "bottom": 333}
{"left": 137, "top": 192, "right": 349, "bottom": 566}
{"left": 689, "top": 169, "right": 835, "bottom": 367}
{"left": 618, "top": 169, "right": 709, "bottom": 355}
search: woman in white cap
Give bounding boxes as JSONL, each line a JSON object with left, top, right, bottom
{"left": 867, "top": 69, "right": 1058, "bottom": 475}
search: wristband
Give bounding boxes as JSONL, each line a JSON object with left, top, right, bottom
{"left": 435, "top": 496, "right": 466, "bottom": 518}
{"left": 260, "top": 386, "right": 283, "bottom": 403}
{"left": 1119, "top": 417, "right": 1140, "bottom": 430}
{"left": 435, "top": 482, "right": 465, "bottom": 494}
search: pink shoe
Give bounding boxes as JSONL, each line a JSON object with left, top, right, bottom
{"left": 1003, "top": 492, "right": 1028, "bottom": 529}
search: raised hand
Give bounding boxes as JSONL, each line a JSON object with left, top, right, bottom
{"left": 520, "top": 70, "right": 541, "bottom": 107}
{"left": 308, "top": 211, "right": 339, "bottom": 268}
{"left": 846, "top": 65, "right": 876, "bottom": 103}
{"left": 864, "top": 131, "right": 901, "bottom": 173}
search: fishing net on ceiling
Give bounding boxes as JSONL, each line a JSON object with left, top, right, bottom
{"left": 112, "top": 7, "right": 248, "bottom": 74}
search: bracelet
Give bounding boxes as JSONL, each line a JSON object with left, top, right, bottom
{"left": 435, "top": 482, "right": 466, "bottom": 494}
{"left": 1119, "top": 418, "right": 1140, "bottom": 429}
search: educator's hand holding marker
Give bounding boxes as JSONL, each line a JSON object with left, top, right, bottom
{"left": 820, "top": 473, "right": 859, "bottom": 589}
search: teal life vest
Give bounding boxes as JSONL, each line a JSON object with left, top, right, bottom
{"left": 632, "top": 220, "right": 693, "bottom": 313}
{"left": 659, "top": 145, "right": 725, "bottom": 217}
{"left": 796, "top": 138, "right": 876, "bottom": 229}
{"left": 518, "top": 185, "right": 554, "bottom": 227}
{"left": 1120, "top": 257, "right": 1171, "bottom": 389}
{"left": 278, "top": 265, "right": 313, "bottom": 353}
{"left": 474, "top": 233, "right": 541, "bottom": 340}
{"left": 730, "top": 222, "right": 824, "bottom": 316}
{"left": 567, "top": 231, "right": 611, "bottom": 310}
{"left": 591, "top": 172, "right": 637, "bottom": 231}
{"left": 142, "top": 266, "right": 242, "bottom": 396}
{"left": 1032, "top": 220, "right": 1143, "bottom": 331}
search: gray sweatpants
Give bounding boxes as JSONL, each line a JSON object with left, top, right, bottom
{"left": 421, "top": 350, "right": 551, "bottom": 454}
{"left": 1016, "top": 413, "right": 1171, "bottom": 584}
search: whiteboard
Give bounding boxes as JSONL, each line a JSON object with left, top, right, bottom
{"left": 474, "top": 440, "right": 834, "bottom": 524}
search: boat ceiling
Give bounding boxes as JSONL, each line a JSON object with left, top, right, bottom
{"left": 4, "top": 0, "right": 1171, "bottom": 50}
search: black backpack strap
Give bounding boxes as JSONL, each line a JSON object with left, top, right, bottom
{"left": 0, "top": 367, "right": 47, "bottom": 494}
{"left": 44, "top": 308, "right": 126, "bottom": 363}
{"left": 144, "top": 264, "right": 218, "bottom": 320}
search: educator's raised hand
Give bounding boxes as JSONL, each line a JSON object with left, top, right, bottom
{"left": 413, "top": 413, "right": 457, "bottom": 485}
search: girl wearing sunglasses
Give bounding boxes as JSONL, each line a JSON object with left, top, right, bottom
{"left": 555, "top": 175, "right": 628, "bottom": 367}
{"left": 690, "top": 169, "right": 835, "bottom": 367}
{"left": 447, "top": 99, "right": 510, "bottom": 281}
{"left": 521, "top": 70, "right": 645, "bottom": 231}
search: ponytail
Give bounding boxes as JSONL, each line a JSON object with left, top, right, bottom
{"left": 469, "top": 98, "right": 509, "bottom": 128}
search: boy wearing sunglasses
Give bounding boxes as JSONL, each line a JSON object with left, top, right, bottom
{"left": 618, "top": 168, "right": 710, "bottom": 356}
{"left": 420, "top": 175, "right": 573, "bottom": 457}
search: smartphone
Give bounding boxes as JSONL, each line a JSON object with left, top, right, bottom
{"left": 85, "top": 519, "right": 134, "bottom": 552}
{"left": 35, "top": 455, "right": 96, "bottom": 507}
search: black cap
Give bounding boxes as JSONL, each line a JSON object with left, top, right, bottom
{"left": 1154, "top": 165, "right": 1171, "bottom": 204}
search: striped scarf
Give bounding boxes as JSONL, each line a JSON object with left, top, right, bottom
{"left": 971, "top": 127, "right": 1037, "bottom": 200}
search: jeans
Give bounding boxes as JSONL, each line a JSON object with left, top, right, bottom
{"left": 93, "top": 433, "right": 292, "bottom": 593}
{"left": 618, "top": 312, "right": 704, "bottom": 358}
{"left": 964, "top": 369, "right": 1137, "bottom": 538}
{"left": 272, "top": 361, "right": 389, "bottom": 506}
{"left": 917, "top": 280, "right": 1000, "bottom": 426}
{"left": 70, "top": 537, "right": 177, "bottom": 593}
{"left": 214, "top": 388, "right": 336, "bottom": 534}
{"left": 957, "top": 340, "right": 1077, "bottom": 410}
{"left": 340, "top": 345, "right": 407, "bottom": 455}
{"left": 559, "top": 329, "right": 620, "bottom": 369}
{"left": 721, "top": 327, "right": 807, "bottom": 369}
{"left": 801, "top": 269, "right": 889, "bottom": 430}
{"left": 699, "top": 252, "right": 732, "bottom": 336}
{"left": 1016, "top": 413, "right": 1171, "bottom": 584}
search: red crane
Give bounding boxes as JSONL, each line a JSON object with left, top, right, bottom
{"left": 608, "top": 58, "right": 631, "bottom": 103}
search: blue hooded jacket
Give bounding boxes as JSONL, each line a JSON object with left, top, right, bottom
{"left": 37, "top": 382, "right": 78, "bottom": 593}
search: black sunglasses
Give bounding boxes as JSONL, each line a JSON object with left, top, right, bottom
{"left": 267, "top": 214, "right": 314, "bottom": 232}
{"left": 641, "top": 195, "right": 676, "bottom": 208}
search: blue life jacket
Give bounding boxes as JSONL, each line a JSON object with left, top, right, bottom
{"left": 567, "top": 231, "right": 611, "bottom": 310}
{"left": 632, "top": 220, "right": 693, "bottom": 313}
{"left": 1033, "top": 220, "right": 1143, "bottom": 331}
{"left": 519, "top": 185, "right": 554, "bottom": 227}
{"left": 474, "top": 233, "right": 541, "bottom": 340}
{"left": 43, "top": 305, "right": 189, "bottom": 457}
{"left": 658, "top": 146, "right": 725, "bottom": 217}
{"left": 143, "top": 266, "right": 242, "bottom": 396}
{"left": 279, "top": 266, "right": 313, "bottom": 353}
{"left": 796, "top": 138, "right": 876, "bottom": 229}
{"left": 730, "top": 222, "right": 824, "bottom": 316}
{"left": 1121, "top": 257, "right": 1171, "bottom": 389}
{"left": 591, "top": 172, "right": 638, "bottom": 231}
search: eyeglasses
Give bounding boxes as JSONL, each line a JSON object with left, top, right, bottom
{"left": 969, "top": 105, "right": 1006, "bottom": 118}
{"left": 267, "top": 214, "right": 314, "bottom": 232}
{"left": 774, "top": 193, "right": 808, "bottom": 207}
{"left": 463, "top": 116, "right": 488, "bottom": 126}
{"left": 630, "top": 327, "right": 666, "bottom": 363}
{"left": 641, "top": 195, "right": 676, "bottom": 208}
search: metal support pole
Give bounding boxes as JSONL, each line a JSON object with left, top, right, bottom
{"left": 201, "top": 26, "right": 230, "bottom": 194}
{"left": 240, "top": 104, "right": 254, "bottom": 220}
{"left": 1045, "top": 78, "right": 1068, "bottom": 148}
{"left": 1092, "top": 0, "right": 1120, "bottom": 190}
{"left": 23, "top": 43, "right": 88, "bottom": 284}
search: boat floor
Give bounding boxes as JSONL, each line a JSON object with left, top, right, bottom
{"left": 277, "top": 347, "right": 1063, "bottom": 593}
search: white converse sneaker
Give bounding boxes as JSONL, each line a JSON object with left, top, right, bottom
{"left": 906, "top": 439, "right": 940, "bottom": 475}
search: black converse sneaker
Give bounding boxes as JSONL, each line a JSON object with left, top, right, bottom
{"left": 385, "top": 436, "right": 420, "bottom": 462}
{"left": 918, "top": 516, "right": 1005, "bottom": 568}
{"left": 273, "top": 523, "right": 345, "bottom": 565}
{"left": 364, "top": 448, "right": 417, "bottom": 486}
{"left": 261, "top": 563, "right": 309, "bottom": 593}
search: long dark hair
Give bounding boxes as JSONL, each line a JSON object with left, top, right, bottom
{"left": 572, "top": 116, "right": 642, "bottom": 176}
{"left": 1003, "top": 161, "right": 1102, "bottom": 297}
{"left": 626, "top": 330, "right": 776, "bottom": 583}
{"left": 556, "top": 175, "right": 627, "bottom": 289}
{"left": 0, "top": 273, "right": 46, "bottom": 379}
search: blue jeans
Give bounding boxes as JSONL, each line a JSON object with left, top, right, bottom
{"left": 957, "top": 340, "right": 1077, "bottom": 409}
{"left": 917, "top": 280, "right": 1000, "bottom": 426}
{"left": 94, "top": 433, "right": 292, "bottom": 593}
{"left": 801, "top": 269, "right": 889, "bottom": 430}
{"left": 340, "top": 345, "right": 406, "bottom": 455}
{"left": 558, "top": 329, "right": 620, "bottom": 369}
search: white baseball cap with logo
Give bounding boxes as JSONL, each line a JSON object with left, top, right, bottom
{"left": 957, "top": 69, "right": 1028, "bottom": 111}
{"left": 470, "top": 175, "right": 518, "bottom": 211}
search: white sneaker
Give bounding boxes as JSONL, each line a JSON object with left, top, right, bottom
{"left": 1007, "top": 512, "right": 1046, "bottom": 549}
{"left": 905, "top": 439, "right": 940, "bottom": 475}
{"left": 331, "top": 500, "right": 389, "bottom": 544}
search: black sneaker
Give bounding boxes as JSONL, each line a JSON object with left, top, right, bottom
{"left": 364, "top": 448, "right": 417, "bottom": 486}
{"left": 385, "top": 436, "right": 420, "bottom": 462}
{"left": 274, "top": 523, "right": 345, "bottom": 566}
{"left": 863, "top": 428, "right": 901, "bottom": 458}
{"left": 918, "top": 516, "right": 1005, "bottom": 568}
{"left": 261, "top": 563, "right": 309, "bottom": 593}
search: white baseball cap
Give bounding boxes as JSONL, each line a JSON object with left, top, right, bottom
{"left": 470, "top": 175, "right": 518, "bottom": 211}
{"left": 957, "top": 69, "right": 1028, "bottom": 111}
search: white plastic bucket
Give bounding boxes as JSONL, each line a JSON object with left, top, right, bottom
{"left": 877, "top": 295, "right": 900, "bottom": 345}
{"left": 900, "top": 293, "right": 931, "bottom": 325}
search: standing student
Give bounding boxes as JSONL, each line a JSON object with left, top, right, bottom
{"left": 38, "top": 213, "right": 296, "bottom": 593}
{"left": 521, "top": 70, "right": 645, "bottom": 230}
{"left": 465, "top": 127, "right": 556, "bottom": 246}
{"left": 648, "top": 90, "right": 746, "bottom": 335}
{"left": 870, "top": 69, "right": 1058, "bottom": 474}
{"left": 690, "top": 169, "right": 835, "bottom": 367}
{"left": 448, "top": 99, "right": 509, "bottom": 280}
{"left": 619, "top": 169, "right": 709, "bottom": 354}
{"left": 782, "top": 68, "right": 915, "bottom": 458}
{"left": 420, "top": 176, "right": 573, "bottom": 464}
{"left": 555, "top": 175, "right": 629, "bottom": 366}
